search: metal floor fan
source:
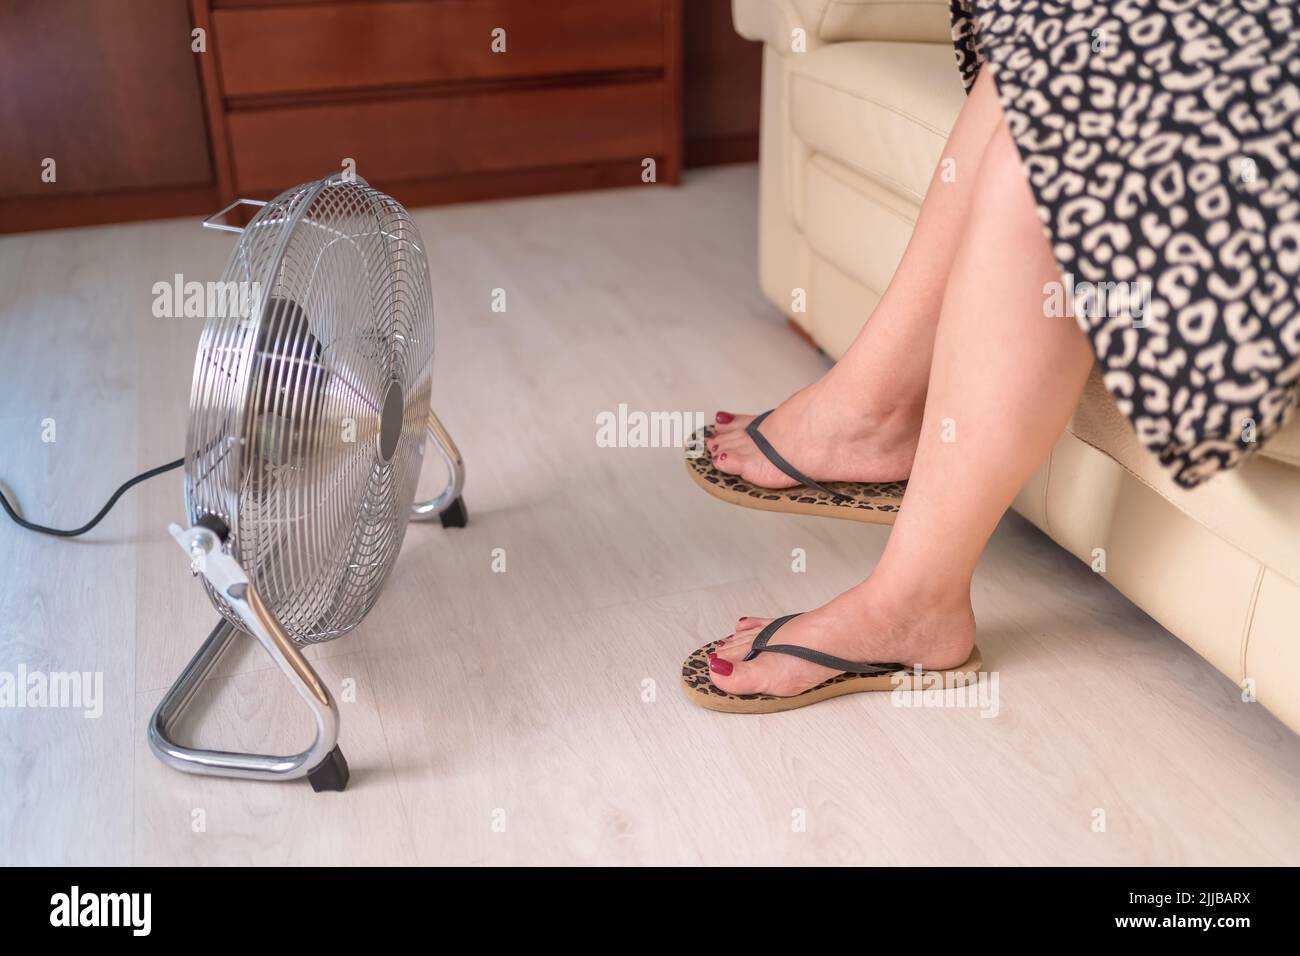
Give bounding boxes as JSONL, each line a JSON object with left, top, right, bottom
{"left": 150, "top": 173, "right": 466, "bottom": 793}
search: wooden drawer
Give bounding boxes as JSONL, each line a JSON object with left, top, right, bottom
{"left": 227, "top": 80, "right": 667, "bottom": 196}
{"left": 214, "top": 0, "right": 667, "bottom": 99}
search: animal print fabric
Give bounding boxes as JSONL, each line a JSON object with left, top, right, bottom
{"left": 950, "top": 0, "right": 1300, "bottom": 488}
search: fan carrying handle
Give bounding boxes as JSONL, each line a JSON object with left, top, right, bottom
{"left": 411, "top": 410, "right": 466, "bottom": 522}
{"left": 150, "top": 522, "right": 345, "bottom": 789}
{"left": 202, "top": 198, "right": 268, "bottom": 234}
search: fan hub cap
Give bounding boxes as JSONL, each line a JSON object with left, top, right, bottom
{"left": 378, "top": 381, "right": 405, "bottom": 463}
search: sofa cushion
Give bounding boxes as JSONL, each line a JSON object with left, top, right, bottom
{"left": 799, "top": 0, "right": 952, "bottom": 45}
{"left": 789, "top": 41, "right": 965, "bottom": 205}
{"left": 1070, "top": 368, "right": 1300, "bottom": 586}
{"left": 802, "top": 154, "right": 916, "bottom": 300}
{"left": 1258, "top": 414, "right": 1300, "bottom": 468}
{"left": 735, "top": 1, "right": 954, "bottom": 49}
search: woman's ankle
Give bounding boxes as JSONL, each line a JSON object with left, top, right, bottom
{"left": 856, "top": 566, "right": 974, "bottom": 630}
{"left": 813, "top": 368, "right": 923, "bottom": 433}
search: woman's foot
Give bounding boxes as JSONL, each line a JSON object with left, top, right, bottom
{"left": 709, "top": 371, "right": 922, "bottom": 488}
{"left": 706, "top": 577, "right": 975, "bottom": 698}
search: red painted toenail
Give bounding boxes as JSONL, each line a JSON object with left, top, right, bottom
{"left": 710, "top": 443, "right": 719, "bottom": 452}
{"left": 738, "top": 616, "right": 748, "bottom": 622}
{"left": 716, "top": 411, "right": 735, "bottom": 424}
{"left": 718, "top": 453, "right": 727, "bottom": 461}
{"left": 709, "top": 655, "right": 734, "bottom": 676}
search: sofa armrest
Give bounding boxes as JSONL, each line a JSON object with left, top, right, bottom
{"left": 732, "top": 0, "right": 798, "bottom": 48}
{"left": 732, "top": 0, "right": 951, "bottom": 50}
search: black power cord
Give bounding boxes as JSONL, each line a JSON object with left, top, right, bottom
{"left": 0, "top": 457, "right": 183, "bottom": 538}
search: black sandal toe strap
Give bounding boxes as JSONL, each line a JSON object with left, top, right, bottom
{"left": 742, "top": 613, "right": 904, "bottom": 676}
{"left": 745, "top": 411, "right": 853, "bottom": 503}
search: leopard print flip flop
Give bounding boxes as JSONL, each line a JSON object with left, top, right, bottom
{"left": 681, "top": 614, "right": 983, "bottom": 714}
{"left": 686, "top": 412, "right": 905, "bottom": 524}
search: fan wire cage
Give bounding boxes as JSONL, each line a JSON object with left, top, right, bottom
{"left": 186, "top": 177, "right": 433, "bottom": 644}
{"left": 149, "top": 173, "right": 465, "bottom": 792}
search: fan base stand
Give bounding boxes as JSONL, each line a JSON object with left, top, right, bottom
{"left": 308, "top": 745, "right": 351, "bottom": 792}
{"left": 154, "top": 407, "right": 469, "bottom": 794}
{"left": 411, "top": 410, "right": 467, "bottom": 527}
{"left": 149, "top": 617, "right": 348, "bottom": 793}
{"left": 439, "top": 496, "right": 469, "bottom": 528}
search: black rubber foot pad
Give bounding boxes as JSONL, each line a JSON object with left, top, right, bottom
{"left": 440, "top": 496, "right": 469, "bottom": 528}
{"left": 308, "top": 745, "right": 350, "bottom": 792}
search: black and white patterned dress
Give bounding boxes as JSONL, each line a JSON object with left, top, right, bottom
{"left": 950, "top": 0, "right": 1300, "bottom": 488}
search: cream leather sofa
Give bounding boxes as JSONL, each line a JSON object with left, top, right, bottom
{"left": 732, "top": 0, "right": 1300, "bottom": 734}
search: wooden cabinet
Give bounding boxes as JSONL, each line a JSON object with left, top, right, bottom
{"left": 0, "top": 0, "right": 716, "bottom": 233}
{"left": 0, "top": 0, "right": 217, "bottom": 230}
{"left": 211, "top": 0, "right": 669, "bottom": 97}
{"left": 207, "top": 0, "right": 683, "bottom": 205}
{"left": 226, "top": 80, "right": 669, "bottom": 198}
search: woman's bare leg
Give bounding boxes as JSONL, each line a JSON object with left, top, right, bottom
{"left": 708, "top": 121, "right": 1096, "bottom": 696}
{"left": 710, "top": 70, "right": 1005, "bottom": 486}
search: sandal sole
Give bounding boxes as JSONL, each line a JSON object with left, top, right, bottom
{"left": 685, "top": 425, "right": 904, "bottom": 525}
{"left": 681, "top": 641, "right": 984, "bottom": 714}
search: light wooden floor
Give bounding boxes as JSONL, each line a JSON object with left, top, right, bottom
{"left": 2, "top": 165, "right": 1299, "bottom": 866}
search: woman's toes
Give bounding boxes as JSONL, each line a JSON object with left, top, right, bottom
{"left": 708, "top": 657, "right": 779, "bottom": 696}
{"left": 708, "top": 430, "right": 791, "bottom": 486}
{"left": 713, "top": 429, "right": 742, "bottom": 451}
{"left": 713, "top": 412, "right": 754, "bottom": 435}
{"left": 714, "top": 633, "right": 755, "bottom": 664}
{"left": 706, "top": 653, "right": 734, "bottom": 678}
{"left": 713, "top": 442, "right": 752, "bottom": 475}
{"left": 711, "top": 651, "right": 828, "bottom": 697}
{"left": 733, "top": 617, "right": 771, "bottom": 641}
